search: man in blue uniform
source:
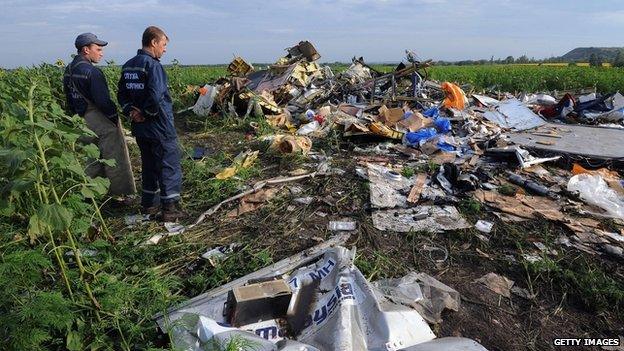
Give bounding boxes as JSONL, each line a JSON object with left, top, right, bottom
{"left": 63, "top": 33, "right": 136, "bottom": 199}
{"left": 117, "top": 26, "right": 186, "bottom": 221}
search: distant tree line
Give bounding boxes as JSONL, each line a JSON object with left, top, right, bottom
{"left": 434, "top": 50, "right": 624, "bottom": 67}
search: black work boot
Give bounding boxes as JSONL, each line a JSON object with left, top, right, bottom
{"left": 161, "top": 202, "right": 189, "bottom": 222}
{"left": 110, "top": 196, "right": 138, "bottom": 208}
{"left": 141, "top": 205, "right": 160, "bottom": 216}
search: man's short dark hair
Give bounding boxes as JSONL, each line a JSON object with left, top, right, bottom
{"left": 142, "top": 26, "right": 168, "bottom": 47}
{"left": 77, "top": 43, "right": 94, "bottom": 54}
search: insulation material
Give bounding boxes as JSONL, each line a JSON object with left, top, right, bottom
{"left": 372, "top": 206, "right": 471, "bottom": 233}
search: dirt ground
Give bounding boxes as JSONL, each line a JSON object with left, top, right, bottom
{"left": 115, "top": 115, "right": 623, "bottom": 351}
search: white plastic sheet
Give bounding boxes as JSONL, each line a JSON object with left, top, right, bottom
{"left": 373, "top": 272, "right": 461, "bottom": 324}
{"left": 296, "top": 120, "right": 321, "bottom": 135}
{"left": 367, "top": 163, "right": 414, "bottom": 209}
{"left": 192, "top": 85, "right": 219, "bottom": 116}
{"left": 159, "top": 244, "right": 488, "bottom": 351}
{"left": 521, "top": 93, "right": 557, "bottom": 106}
{"left": 372, "top": 206, "right": 471, "bottom": 233}
{"left": 567, "top": 174, "right": 624, "bottom": 220}
{"left": 483, "top": 99, "right": 546, "bottom": 131}
{"left": 342, "top": 62, "right": 372, "bottom": 84}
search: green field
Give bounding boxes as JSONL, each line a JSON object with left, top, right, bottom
{"left": 166, "top": 63, "right": 624, "bottom": 98}
{"left": 165, "top": 63, "right": 624, "bottom": 96}
{"left": 427, "top": 64, "right": 624, "bottom": 93}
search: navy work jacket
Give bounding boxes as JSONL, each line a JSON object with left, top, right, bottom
{"left": 63, "top": 55, "right": 118, "bottom": 121}
{"left": 117, "top": 49, "right": 175, "bottom": 140}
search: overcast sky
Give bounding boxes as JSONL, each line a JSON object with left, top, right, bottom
{"left": 1, "top": 0, "right": 623, "bottom": 68}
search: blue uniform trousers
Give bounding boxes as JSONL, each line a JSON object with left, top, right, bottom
{"left": 136, "top": 137, "right": 182, "bottom": 207}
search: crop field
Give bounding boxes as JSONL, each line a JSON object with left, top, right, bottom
{"left": 427, "top": 64, "right": 624, "bottom": 93}
{"left": 1, "top": 63, "right": 623, "bottom": 350}
{"left": 166, "top": 63, "right": 624, "bottom": 95}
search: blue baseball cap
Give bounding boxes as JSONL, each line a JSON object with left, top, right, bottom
{"left": 74, "top": 33, "right": 108, "bottom": 49}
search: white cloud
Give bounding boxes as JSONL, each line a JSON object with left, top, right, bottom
{"left": 16, "top": 21, "right": 49, "bottom": 26}
{"left": 42, "top": 0, "right": 220, "bottom": 17}
{"left": 591, "top": 10, "right": 624, "bottom": 24}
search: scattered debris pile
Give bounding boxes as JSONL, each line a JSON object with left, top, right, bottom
{"left": 192, "top": 40, "right": 624, "bottom": 255}
{"left": 161, "top": 41, "right": 624, "bottom": 349}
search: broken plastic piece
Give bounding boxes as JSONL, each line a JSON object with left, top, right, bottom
{"left": 227, "top": 56, "right": 254, "bottom": 77}
{"left": 567, "top": 174, "right": 624, "bottom": 220}
{"left": 472, "top": 94, "right": 499, "bottom": 107}
{"left": 367, "top": 163, "right": 413, "bottom": 209}
{"left": 192, "top": 84, "right": 219, "bottom": 116}
{"left": 201, "top": 243, "right": 242, "bottom": 266}
{"left": 328, "top": 221, "right": 357, "bottom": 231}
{"left": 216, "top": 150, "right": 259, "bottom": 180}
{"left": 483, "top": 99, "right": 546, "bottom": 131}
{"left": 475, "top": 220, "right": 494, "bottom": 233}
{"left": 474, "top": 273, "right": 514, "bottom": 298}
{"left": 507, "top": 173, "right": 554, "bottom": 197}
{"left": 404, "top": 127, "right": 437, "bottom": 147}
{"left": 296, "top": 120, "right": 321, "bottom": 135}
{"left": 374, "top": 272, "right": 461, "bottom": 324}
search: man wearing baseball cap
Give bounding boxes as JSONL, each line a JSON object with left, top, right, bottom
{"left": 63, "top": 33, "right": 136, "bottom": 201}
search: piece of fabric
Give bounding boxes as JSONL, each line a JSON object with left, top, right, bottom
{"left": 63, "top": 55, "right": 118, "bottom": 122}
{"left": 117, "top": 49, "right": 176, "bottom": 140}
{"left": 136, "top": 137, "right": 182, "bottom": 206}
{"left": 83, "top": 103, "right": 136, "bottom": 196}
{"left": 441, "top": 82, "right": 466, "bottom": 110}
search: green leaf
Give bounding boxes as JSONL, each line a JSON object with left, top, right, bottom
{"left": 99, "top": 158, "right": 117, "bottom": 167}
{"left": 66, "top": 330, "right": 83, "bottom": 351}
{"left": 28, "top": 214, "right": 48, "bottom": 242}
{"left": 0, "top": 199, "right": 15, "bottom": 217}
{"left": 49, "top": 154, "right": 85, "bottom": 177}
{"left": 39, "top": 134, "right": 54, "bottom": 148}
{"left": 35, "top": 120, "right": 55, "bottom": 130}
{"left": 89, "top": 177, "right": 110, "bottom": 196}
{"left": 5, "top": 178, "right": 35, "bottom": 196}
{"left": 80, "top": 186, "right": 95, "bottom": 199}
{"left": 54, "top": 125, "right": 82, "bottom": 142}
{"left": 38, "top": 204, "right": 73, "bottom": 232}
{"left": 66, "top": 161, "right": 85, "bottom": 177}
{"left": 79, "top": 124, "right": 97, "bottom": 138}
{"left": 0, "top": 148, "right": 28, "bottom": 178}
{"left": 82, "top": 144, "right": 100, "bottom": 159}
{"left": 12, "top": 178, "right": 34, "bottom": 191}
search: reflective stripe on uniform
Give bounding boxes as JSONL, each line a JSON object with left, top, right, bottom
{"left": 145, "top": 109, "right": 159, "bottom": 116}
{"left": 72, "top": 74, "right": 88, "bottom": 79}
{"left": 122, "top": 66, "right": 147, "bottom": 73}
{"left": 161, "top": 193, "right": 180, "bottom": 200}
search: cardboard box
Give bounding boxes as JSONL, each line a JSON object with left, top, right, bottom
{"left": 379, "top": 105, "right": 405, "bottom": 125}
{"left": 226, "top": 279, "right": 292, "bottom": 327}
